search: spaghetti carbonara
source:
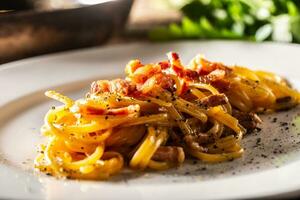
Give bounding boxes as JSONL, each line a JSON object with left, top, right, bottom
{"left": 34, "top": 52, "right": 300, "bottom": 179}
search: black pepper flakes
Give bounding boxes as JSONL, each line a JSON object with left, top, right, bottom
{"left": 261, "top": 154, "right": 268, "bottom": 158}
{"left": 255, "top": 138, "right": 261, "bottom": 146}
{"left": 280, "top": 122, "right": 288, "bottom": 127}
{"left": 201, "top": 167, "right": 207, "bottom": 171}
{"left": 255, "top": 127, "right": 262, "bottom": 132}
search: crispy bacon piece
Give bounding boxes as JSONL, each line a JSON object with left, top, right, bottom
{"left": 199, "top": 69, "right": 227, "bottom": 83}
{"left": 185, "top": 69, "right": 199, "bottom": 81}
{"left": 152, "top": 146, "right": 185, "bottom": 163}
{"left": 232, "top": 110, "right": 262, "bottom": 132}
{"left": 158, "top": 61, "right": 170, "bottom": 69}
{"left": 198, "top": 94, "right": 228, "bottom": 107}
{"left": 172, "top": 64, "right": 185, "bottom": 78}
{"left": 125, "top": 59, "right": 143, "bottom": 75}
{"left": 206, "top": 69, "right": 226, "bottom": 81}
{"left": 91, "top": 80, "right": 110, "bottom": 94}
{"left": 158, "top": 74, "right": 175, "bottom": 90}
{"left": 110, "top": 79, "right": 136, "bottom": 95}
{"left": 184, "top": 134, "right": 208, "bottom": 152}
{"left": 211, "top": 79, "right": 231, "bottom": 92}
{"left": 137, "top": 73, "right": 176, "bottom": 94}
{"left": 167, "top": 52, "right": 200, "bottom": 81}
{"left": 198, "top": 58, "right": 232, "bottom": 75}
{"left": 91, "top": 79, "right": 136, "bottom": 95}
{"left": 129, "top": 64, "right": 162, "bottom": 84}
{"left": 171, "top": 65, "right": 199, "bottom": 81}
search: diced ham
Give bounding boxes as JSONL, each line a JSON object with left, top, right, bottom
{"left": 152, "top": 146, "right": 184, "bottom": 163}
{"left": 198, "top": 94, "right": 228, "bottom": 107}
{"left": 91, "top": 79, "right": 136, "bottom": 95}
{"left": 232, "top": 109, "right": 262, "bottom": 132}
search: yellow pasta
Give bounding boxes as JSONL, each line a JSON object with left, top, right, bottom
{"left": 35, "top": 52, "right": 300, "bottom": 180}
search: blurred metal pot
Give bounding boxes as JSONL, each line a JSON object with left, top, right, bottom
{"left": 0, "top": 0, "right": 133, "bottom": 63}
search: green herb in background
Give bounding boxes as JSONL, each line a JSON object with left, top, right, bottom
{"left": 149, "top": 0, "right": 300, "bottom": 43}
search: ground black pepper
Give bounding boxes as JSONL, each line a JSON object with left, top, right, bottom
{"left": 280, "top": 122, "right": 288, "bottom": 127}
{"left": 261, "top": 154, "right": 267, "bottom": 158}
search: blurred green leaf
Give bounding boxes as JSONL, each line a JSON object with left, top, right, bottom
{"left": 255, "top": 23, "right": 272, "bottom": 41}
{"left": 181, "top": 0, "right": 213, "bottom": 20}
{"left": 291, "top": 16, "right": 300, "bottom": 42}
{"left": 219, "top": 29, "right": 244, "bottom": 39}
{"left": 169, "top": 23, "right": 184, "bottom": 38}
{"left": 182, "top": 17, "right": 202, "bottom": 37}
{"left": 232, "top": 22, "right": 245, "bottom": 36}
{"left": 287, "top": 1, "right": 298, "bottom": 16}
{"left": 199, "top": 17, "right": 213, "bottom": 31}
{"left": 199, "top": 17, "right": 218, "bottom": 38}
{"left": 272, "top": 15, "right": 292, "bottom": 42}
{"left": 149, "top": 0, "right": 300, "bottom": 43}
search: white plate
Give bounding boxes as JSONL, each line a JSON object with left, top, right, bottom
{"left": 1, "top": 41, "right": 300, "bottom": 200}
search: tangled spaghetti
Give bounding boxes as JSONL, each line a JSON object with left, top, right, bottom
{"left": 35, "top": 52, "right": 300, "bottom": 179}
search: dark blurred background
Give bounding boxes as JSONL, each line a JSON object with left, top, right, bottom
{"left": 0, "top": 0, "right": 299, "bottom": 64}
{"left": 0, "top": 0, "right": 134, "bottom": 63}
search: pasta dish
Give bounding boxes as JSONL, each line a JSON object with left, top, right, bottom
{"left": 34, "top": 52, "right": 300, "bottom": 179}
